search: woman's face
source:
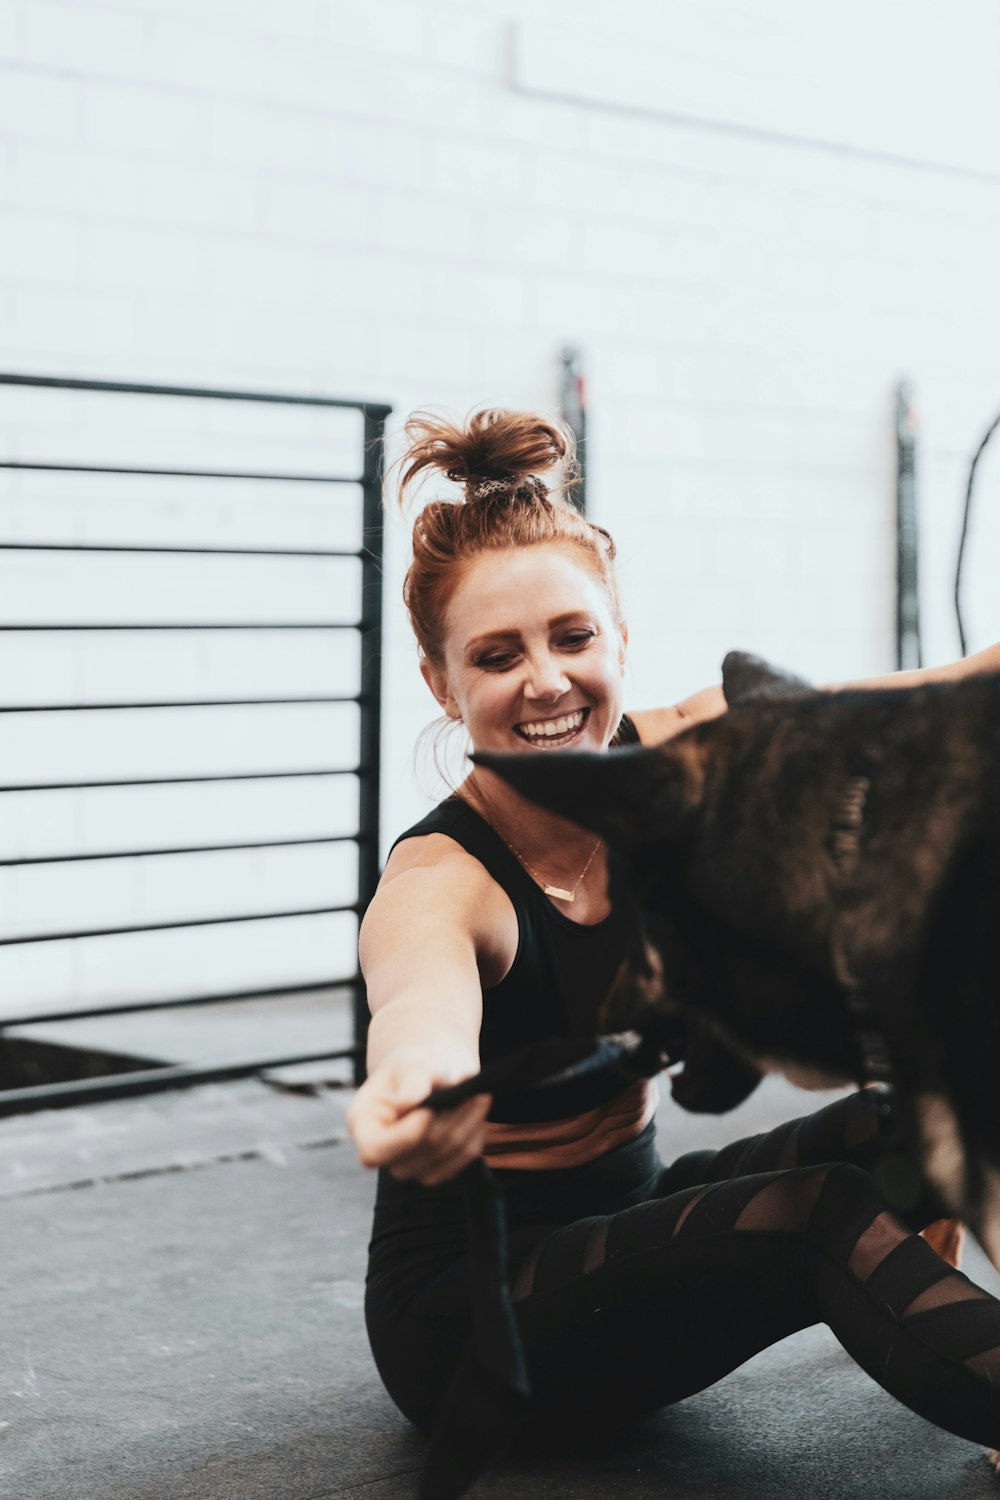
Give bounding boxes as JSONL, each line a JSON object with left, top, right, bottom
{"left": 423, "top": 544, "right": 627, "bottom": 758}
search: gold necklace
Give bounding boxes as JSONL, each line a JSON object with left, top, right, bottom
{"left": 500, "top": 831, "right": 602, "bottom": 904}
{"left": 463, "top": 778, "right": 603, "bottom": 903}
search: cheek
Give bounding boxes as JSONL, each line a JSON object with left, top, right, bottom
{"left": 466, "top": 675, "right": 515, "bottom": 720}
{"left": 592, "top": 650, "right": 626, "bottom": 696}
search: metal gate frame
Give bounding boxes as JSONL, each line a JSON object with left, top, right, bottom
{"left": 0, "top": 373, "right": 389, "bottom": 1114}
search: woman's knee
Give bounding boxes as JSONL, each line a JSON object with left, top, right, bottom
{"left": 799, "top": 1160, "right": 900, "bottom": 1259}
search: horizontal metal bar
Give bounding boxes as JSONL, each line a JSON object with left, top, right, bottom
{"left": 0, "top": 461, "right": 358, "bottom": 483}
{"left": 0, "top": 542, "right": 362, "bottom": 558}
{"left": 0, "top": 904, "right": 359, "bottom": 947}
{"left": 0, "top": 976, "right": 359, "bottom": 1030}
{"left": 0, "top": 832, "right": 367, "bottom": 868}
{"left": 0, "top": 693, "right": 362, "bottom": 712}
{"left": 0, "top": 1047, "right": 363, "bottom": 1118}
{"left": 0, "top": 370, "right": 391, "bottom": 416}
{"left": 0, "top": 767, "right": 360, "bottom": 793}
{"left": 0, "top": 622, "right": 360, "bottom": 632}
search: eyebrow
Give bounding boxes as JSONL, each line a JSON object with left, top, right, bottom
{"left": 465, "top": 612, "right": 595, "bottom": 653}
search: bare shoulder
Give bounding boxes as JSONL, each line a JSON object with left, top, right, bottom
{"left": 629, "top": 684, "right": 727, "bottom": 746}
{"left": 364, "top": 832, "right": 517, "bottom": 989}
{"left": 380, "top": 829, "right": 499, "bottom": 891}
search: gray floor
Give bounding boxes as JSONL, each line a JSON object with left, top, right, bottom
{"left": 4, "top": 1072, "right": 1000, "bottom": 1500}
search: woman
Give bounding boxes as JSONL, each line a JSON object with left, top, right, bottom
{"left": 347, "top": 407, "right": 1000, "bottom": 1478}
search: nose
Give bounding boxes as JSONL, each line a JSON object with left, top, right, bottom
{"left": 522, "top": 651, "right": 571, "bottom": 703}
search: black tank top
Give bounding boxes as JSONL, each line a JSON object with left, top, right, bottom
{"left": 367, "top": 717, "right": 664, "bottom": 1301}
{"left": 389, "top": 716, "right": 640, "bottom": 1124}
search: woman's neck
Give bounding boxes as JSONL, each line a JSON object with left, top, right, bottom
{"left": 458, "top": 769, "right": 603, "bottom": 876}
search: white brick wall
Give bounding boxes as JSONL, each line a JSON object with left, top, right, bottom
{"left": 2, "top": 0, "right": 999, "bottom": 1022}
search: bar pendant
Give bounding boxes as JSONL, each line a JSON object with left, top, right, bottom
{"left": 543, "top": 885, "right": 574, "bottom": 902}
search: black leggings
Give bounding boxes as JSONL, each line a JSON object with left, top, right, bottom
{"left": 366, "top": 1091, "right": 1000, "bottom": 1452}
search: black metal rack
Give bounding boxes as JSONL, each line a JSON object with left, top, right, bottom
{"left": 0, "top": 373, "right": 389, "bottom": 1114}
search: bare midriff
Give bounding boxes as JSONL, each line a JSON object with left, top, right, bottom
{"left": 483, "top": 1076, "right": 659, "bottom": 1171}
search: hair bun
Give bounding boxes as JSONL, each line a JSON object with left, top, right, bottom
{"left": 398, "top": 407, "right": 574, "bottom": 512}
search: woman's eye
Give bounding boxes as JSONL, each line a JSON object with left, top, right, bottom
{"left": 476, "top": 653, "right": 515, "bottom": 670}
{"left": 561, "top": 631, "right": 595, "bottom": 649}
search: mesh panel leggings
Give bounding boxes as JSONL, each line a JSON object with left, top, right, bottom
{"left": 496, "top": 1089, "right": 1000, "bottom": 1448}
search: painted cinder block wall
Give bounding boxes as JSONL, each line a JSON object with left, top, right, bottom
{"left": 1, "top": 0, "right": 999, "bottom": 1019}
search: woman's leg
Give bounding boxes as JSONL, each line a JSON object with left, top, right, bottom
{"left": 657, "top": 1086, "right": 949, "bottom": 1232}
{"left": 507, "top": 1161, "right": 1000, "bottom": 1449}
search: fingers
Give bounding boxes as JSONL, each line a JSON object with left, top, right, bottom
{"left": 347, "top": 1060, "right": 494, "bottom": 1186}
{"left": 382, "top": 1092, "right": 493, "bottom": 1184}
{"left": 388, "top": 1094, "right": 493, "bottom": 1186}
{"left": 346, "top": 1056, "right": 437, "bottom": 1163}
{"left": 352, "top": 1098, "right": 433, "bottom": 1166}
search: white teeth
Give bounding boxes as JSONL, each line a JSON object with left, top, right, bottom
{"left": 518, "top": 709, "right": 585, "bottom": 740}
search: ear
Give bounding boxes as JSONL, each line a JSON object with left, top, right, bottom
{"left": 721, "top": 651, "right": 813, "bottom": 708}
{"left": 472, "top": 743, "right": 703, "bottom": 851}
{"left": 420, "top": 658, "right": 459, "bottom": 719}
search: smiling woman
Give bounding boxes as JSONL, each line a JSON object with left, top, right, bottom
{"left": 346, "top": 407, "right": 1000, "bottom": 1499}
{"left": 390, "top": 408, "right": 633, "bottom": 920}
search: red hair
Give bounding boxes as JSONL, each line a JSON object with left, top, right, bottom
{"left": 395, "top": 408, "right": 624, "bottom": 666}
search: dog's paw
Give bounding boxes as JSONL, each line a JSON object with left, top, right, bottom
{"left": 984, "top": 1447, "right": 1000, "bottom": 1475}
{"left": 920, "top": 1217, "right": 965, "bottom": 1269}
{"left": 667, "top": 1035, "right": 763, "bottom": 1114}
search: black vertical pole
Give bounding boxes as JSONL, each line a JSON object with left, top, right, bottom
{"left": 355, "top": 406, "right": 388, "bottom": 1085}
{"left": 895, "top": 381, "right": 921, "bottom": 671}
{"left": 560, "top": 346, "right": 587, "bottom": 515}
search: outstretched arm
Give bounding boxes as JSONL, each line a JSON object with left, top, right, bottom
{"left": 827, "top": 639, "right": 1000, "bottom": 692}
{"left": 632, "top": 641, "right": 1000, "bottom": 745}
{"left": 347, "top": 851, "right": 495, "bottom": 1187}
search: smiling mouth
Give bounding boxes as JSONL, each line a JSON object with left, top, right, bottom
{"left": 514, "top": 707, "right": 589, "bottom": 747}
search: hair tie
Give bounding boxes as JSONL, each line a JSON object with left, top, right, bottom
{"left": 465, "top": 474, "right": 549, "bottom": 505}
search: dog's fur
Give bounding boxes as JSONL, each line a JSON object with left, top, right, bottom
{"left": 476, "top": 653, "right": 1000, "bottom": 1267}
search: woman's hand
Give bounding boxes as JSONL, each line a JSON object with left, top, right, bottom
{"left": 347, "top": 1049, "right": 493, "bottom": 1188}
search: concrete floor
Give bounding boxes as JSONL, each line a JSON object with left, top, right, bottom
{"left": 4, "top": 1072, "right": 1000, "bottom": 1500}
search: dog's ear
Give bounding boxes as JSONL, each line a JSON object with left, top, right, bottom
{"left": 722, "top": 650, "right": 813, "bottom": 708}
{"left": 473, "top": 743, "right": 704, "bottom": 851}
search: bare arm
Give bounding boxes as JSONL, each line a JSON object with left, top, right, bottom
{"left": 346, "top": 849, "right": 502, "bottom": 1187}
{"left": 631, "top": 641, "right": 1000, "bottom": 745}
{"left": 827, "top": 640, "right": 1000, "bottom": 692}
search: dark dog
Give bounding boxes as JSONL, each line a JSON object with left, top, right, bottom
{"left": 477, "top": 653, "right": 1000, "bottom": 1267}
